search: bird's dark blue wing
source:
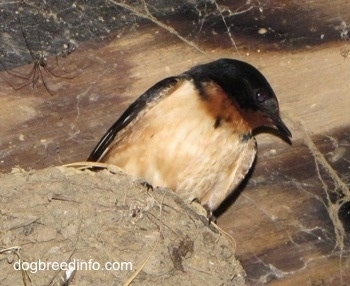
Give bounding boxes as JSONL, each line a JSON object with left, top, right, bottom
{"left": 87, "top": 76, "right": 180, "bottom": 161}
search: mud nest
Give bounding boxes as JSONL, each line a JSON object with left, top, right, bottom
{"left": 0, "top": 165, "right": 245, "bottom": 285}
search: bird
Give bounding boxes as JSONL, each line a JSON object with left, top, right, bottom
{"left": 87, "top": 58, "right": 291, "bottom": 215}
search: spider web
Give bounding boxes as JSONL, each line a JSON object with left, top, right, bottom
{"left": 0, "top": 0, "right": 344, "bottom": 70}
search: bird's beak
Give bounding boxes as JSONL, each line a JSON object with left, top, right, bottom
{"left": 272, "top": 115, "right": 292, "bottom": 138}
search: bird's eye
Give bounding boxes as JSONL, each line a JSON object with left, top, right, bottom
{"left": 255, "top": 88, "right": 269, "bottom": 103}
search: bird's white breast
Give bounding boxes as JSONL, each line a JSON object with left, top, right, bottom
{"left": 103, "top": 80, "right": 257, "bottom": 211}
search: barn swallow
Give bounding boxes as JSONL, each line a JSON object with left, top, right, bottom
{"left": 88, "top": 58, "right": 291, "bottom": 215}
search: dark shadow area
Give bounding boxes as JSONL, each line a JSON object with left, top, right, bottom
{"left": 215, "top": 157, "right": 257, "bottom": 218}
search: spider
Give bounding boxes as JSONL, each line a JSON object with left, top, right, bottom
{"left": 0, "top": 17, "right": 79, "bottom": 96}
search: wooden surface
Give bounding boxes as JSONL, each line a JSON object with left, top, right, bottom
{"left": 1, "top": 1, "right": 349, "bottom": 285}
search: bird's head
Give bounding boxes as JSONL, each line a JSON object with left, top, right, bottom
{"left": 188, "top": 58, "right": 292, "bottom": 138}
